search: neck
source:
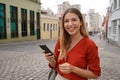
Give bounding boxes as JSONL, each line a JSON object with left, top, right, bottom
{"left": 70, "top": 33, "right": 83, "bottom": 42}
{"left": 67, "top": 33, "right": 83, "bottom": 51}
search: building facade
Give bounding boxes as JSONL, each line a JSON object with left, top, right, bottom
{"left": 86, "top": 9, "right": 101, "bottom": 35}
{"left": 0, "top": 0, "right": 41, "bottom": 43}
{"left": 40, "top": 14, "right": 59, "bottom": 39}
{"left": 108, "top": 0, "right": 120, "bottom": 47}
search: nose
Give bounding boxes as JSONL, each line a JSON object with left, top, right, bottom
{"left": 68, "top": 21, "right": 72, "bottom": 26}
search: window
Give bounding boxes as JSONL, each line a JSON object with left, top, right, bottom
{"left": 21, "top": 8, "right": 27, "bottom": 37}
{"left": 37, "top": 12, "right": 40, "bottom": 28}
{"left": 114, "top": 0, "right": 117, "bottom": 9}
{"left": 30, "top": 10, "right": 34, "bottom": 36}
{"left": 43, "top": 23, "right": 45, "bottom": 31}
{"left": 36, "top": 12, "right": 40, "bottom": 39}
{"left": 47, "top": 23, "right": 49, "bottom": 31}
{"left": 50, "top": 24, "right": 52, "bottom": 31}
{"left": 10, "top": 6, "right": 18, "bottom": 38}
{"left": 109, "top": 27, "right": 111, "bottom": 36}
{"left": 119, "top": 19, "right": 120, "bottom": 24}
{"left": 53, "top": 24, "right": 55, "bottom": 31}
{"left": 119, "top": 0, "right": 120, "bottom": 7}
{"left": 113, "top": 20, "right": 117, "bottom": 26}
{"left": 112, "top": 20, "right": 117, "bottom": 34}
{"left": 0, "top": 3, "right": 6, "bottom": 39}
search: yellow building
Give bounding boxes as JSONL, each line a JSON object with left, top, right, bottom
{"left": 41, "top": 14, "right": 59, "bottom": 39}
{"left": 0, "top": 0, "right": 41, "bottom": 43}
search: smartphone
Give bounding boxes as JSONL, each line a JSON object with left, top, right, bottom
{"left": 39, "top": 44, "right": 53, "bottom": 55}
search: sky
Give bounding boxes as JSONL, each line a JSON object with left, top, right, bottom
{"left": 41, "top": 0, "right": 109, "bottom": 16}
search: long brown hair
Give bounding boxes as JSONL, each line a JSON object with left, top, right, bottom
{"left": 59, "top": 8, "right": 88, "bottom": 60}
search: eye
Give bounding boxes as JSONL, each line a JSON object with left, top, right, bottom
{"left": 72, "top": 18, "right": 77, "bottom": 21}
{"left": 64, "top": 19, "right": 69, "bottom": 23}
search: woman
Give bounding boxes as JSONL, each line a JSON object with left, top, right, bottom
{"left": 43, "top": 8, "right": 101, "bottom": 80}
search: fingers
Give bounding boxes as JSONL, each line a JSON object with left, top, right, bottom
{"left": 59, "top": 63, "right": 69, "bottom": 70}
{"left": 59, "top": 63, "right": 72, "bottom": 74}
{"left": 42, "top": 50, "right": 56, "bottom": 68}
{"left": 44, "top": 53, "right": 55, "bottom": 61}
{"left": 42, "top": 50, "right": 52, "bottom": 57}
{"left": 42, "top": 49, "right": 55, "bottom": 61}
{"left": 59, "top": 63, "right": 74, "bottom": 74}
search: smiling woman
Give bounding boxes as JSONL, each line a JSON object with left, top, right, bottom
{"left": 42, "top": 8, "right": 101, "bottom": 80}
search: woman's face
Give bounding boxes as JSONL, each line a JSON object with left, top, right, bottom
{"left": 64, "top": 12, "right": 82, "bottom": 36}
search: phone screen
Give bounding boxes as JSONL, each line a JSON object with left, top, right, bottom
{"left": 39, "top": 44, "right": 53, "bottom": 55}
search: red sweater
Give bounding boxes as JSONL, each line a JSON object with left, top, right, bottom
{"left": 53, "top": 37, "right": 101, "bottom": 80}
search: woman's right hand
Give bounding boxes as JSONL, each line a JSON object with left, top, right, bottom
{"left": 42, "top": 50, "right": 56, "bottom": 68}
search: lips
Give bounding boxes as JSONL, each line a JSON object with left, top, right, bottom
{"left": 67, "top": 27, "right": 75, "bottom": 32}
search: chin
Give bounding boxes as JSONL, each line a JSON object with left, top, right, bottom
{"left": 69, "top": 33, "right": 75, "bottom": 35}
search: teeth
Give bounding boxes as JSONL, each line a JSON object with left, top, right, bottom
{"left": 69, "top": 27, "right": 74, "bottom": 30}
{"left": 68, "top": 27, "right": 74, "bottom": 31}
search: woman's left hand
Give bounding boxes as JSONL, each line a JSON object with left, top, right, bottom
{"left": 59, "top": 63, "right": 74, "bottom": 74}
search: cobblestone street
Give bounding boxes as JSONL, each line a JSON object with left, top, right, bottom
{"left": 92, "top": 35, "right": 120, "bottom": 80}
{"left": 0, "top": 35, "right": 120, "bottom": 80}
{"left": 0, "top": 40, "right": 56, "bottom": 80}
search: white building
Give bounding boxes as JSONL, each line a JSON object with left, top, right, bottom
{"left": 86, "top": 9, "right": 101, "bottom": 34}
{"left": 57, "top": 1, "right": 81, "bottom": 18}
{"left": 57, "top": 1, "right": 70, "bottom": 17}
{"left": 71, "top": 4, "right": 81, "bottom": 11}
{"left": 108, "top": 0, "right": 120, "bottom": 46}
